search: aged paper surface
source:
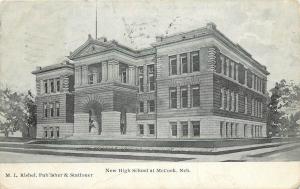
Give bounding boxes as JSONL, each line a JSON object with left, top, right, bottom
{"left": 0, "top": 0, "right": 300, "bottom": 188}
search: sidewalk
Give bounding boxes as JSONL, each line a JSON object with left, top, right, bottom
{"left": 0, "top": 141, "right": 299, "bottom": 162}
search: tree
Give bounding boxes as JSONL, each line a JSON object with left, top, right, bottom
{"left": 23, "top": 90, "right": 37, "bottom": 138}
{"left": 0, "top": 87, "right": 36, "bottom": 138}
{"left": 267, "top": 79, "right": 300, "bottom": 137}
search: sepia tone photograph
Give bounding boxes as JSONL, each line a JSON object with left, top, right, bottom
{"left": 0, "top": 0, "right": 300, "bottom": 188}
{"left": 0, "top": 0, "right": 300, "bottom": 163}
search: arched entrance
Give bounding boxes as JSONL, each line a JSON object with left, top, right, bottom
{"left": 84, "top": 101, "right": 102, "bottom": 135}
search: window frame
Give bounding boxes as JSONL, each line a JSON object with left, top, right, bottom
{"left": 191, "top": 51, "right": 200, "bottom": 72}
{"left": 180, "top": 53, "right": 188, "bottom": 74}
{"left": 191, "top": 85, "right": 200, "bottom": 107}
{"left": 181, "top": 87, "right": 188, "bottom": 108}
{"left": 148, "top": 124, "right": 155, "bottom": 135}
{"left": 170, "top": 88, "right": 177, "bottom": 109}
{"left": 148, "top": 100, "right": 155, "bottom": 113}
{"left": 169, "top": 55, "right": 177, "bottom": 75}
{"left": 139, "top": 101, "right": 144, "bottom": 113}
{"left": 170, "top": 122, "right": 177, "bottom": 137}
{"left": 192, "top": 121, "right": 200, "bottom": 137}
{"left": 181, "top": 122, "right": 188, "bottom": 137}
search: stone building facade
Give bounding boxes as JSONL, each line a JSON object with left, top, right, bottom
{"left": 32, "top": 23, "right": 269, "bottom": 140}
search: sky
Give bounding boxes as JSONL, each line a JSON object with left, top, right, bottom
{"left": 0, "top": 0, "right": 299, "bottom": 94}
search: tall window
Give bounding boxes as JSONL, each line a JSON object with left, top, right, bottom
{"left": 56, "top": 127, "right": 60, "bottom": 138}
{"left": 148, "top": 124, "right": 155, "bottom": 135}
{"left": 139, "top": 101, "right": 144, "bottom": 113}
{"left": 139, "top": 77, "right": 144, "bottom": 92}
{"left": 191, "top": 85, "right": 200, "bottom": 107}
{"left": 181, "top": 87, "right": 188, "bottom": 108}
{"left": 170, "top": 122, "right": 177, "bottom": 137}
{"left": 55, "top": 102, "right": 60, "bottom": 116}
{"left": 44, "top": 81, "right": 48, "bottom": 94}
{"left": 230, "top": 123, "right": 234, "bottom": 137}
{"left": 50, "top": 80, "right": 54, "bottom": 93}
{"left": 170, "top": 88, "right": 177, "bottom": 109}
{"left": 56, "top": 79, "right": 60, "bottom": 92}
{"left": 148, "top": 100, "right": 155, "bottom": 112}
{"left": 192, "top": 121, "right": 200, "bottom": 136}
{"left": 226, "top": 122, "right": 230, "bottom": 138}
{"left": 220, "top": 121, "right": 225, "bottom": 137}
{"left": 220, "top": 88, "right": 224, "bottom": 109}
{"left": 181, "top": 122, "right": 188, "bottom": 137}
{"left": 148, "top": 65, "right": 155, "bottom": 91}
{"left": 121, "top": 70, "right": 127, "bottom": 83}
{"left": 235, "top": 93, "right": 239, "bottom": 112}
{"left": 50, "top": 127, "right": 54, "bottom": 138}
{"left": 43, "top": 127, "right": 48, "bottom": 138}
{"left": 235, "top": 123, "right": 238, "bottom": 137}
{"left": 180, "top": 53, "right": 188, "bottom": 74}
{"left": 191, "top": 51, "right": 200, "bottom": 72}
{"left": 139, "top": 124, "right": 144, "bottom": 135}
{"left": 138, "top": 66, "right": 144, "bottom": 92}
{"left": 88, "top": 74, "right": 94, "bottom": 84}
{"left": 50, "top": 103, "right": 54, "bottom": 117}
{"left": 43, "top": 103, "right": 47, "bottom": 118}
{"left": 169, "top": 56, "right": 177, "bottom": 75}
{"left": 244, "top": 124, "right": 247, "bottom": 137}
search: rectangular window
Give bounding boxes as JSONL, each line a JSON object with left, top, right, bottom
{"left": 191, "top": 85, "right": 200, "bottom": 107}
{"left": 44, "top": 81, "right": 48, "bottom": 94}
{"left": 149, "top": 73, "right": 155, "bottom": 91}
{"left": 50, "top": 127, "right": 54, "bottom": 138}
{"left": 43, "top": 127, "right": 48, "bottom": 138}
{"left": 226, "top": 122, "right": 230, "bottom": 138}
{"left": 181, "top": 122, "right": 188, "bottom": 137}
{"left": 220, "top": 88, "right": 224, "bottom": 109}
{"left": 139, "top": 101, "right": 144, "bottom": 113}
{"left": 148, "top": 100, "right": 155, "bottom": 112}
{"left": 88, "top": 74, "right": 94, "bottom": 84}
{"left": 148, "top": 124, "right": 155, "bottom": 135}
{"left": 50, "top": 80, "right": 54, "bottom": 93}
{"left": 191, "top": 51, "right": 200, "bottom": 72}
{"left": 139, "top": 77, "right": 144, "bottom": 92}
{"left": 244, "top": 124, "right": 247, "bottom": 137}
{"left": 229, "top": 62, "right": 232, "bottom": 78}
{"left": 50, "top": 103, "right": 54, "bottom": 117}
{"left": 138, "top": 66, "right": 144, "bottom": 75}
{"left": 56, "top": 127, "right": 59, "bottom": 138}
{"left": 192, "top": 121, "right": 200, "bottom": 136}
{"left": 181, "top": 87, "right": 188, "bottom": 108}
{"left": 121, "top": 71, "right": 127, "bottom": 83}
{"left": 139, "top": 124, "right": 144, "bottom": 135}
{"left": 55, "top": 102, "right": 60, "bottom": 116}
{"left": 231, "top": 123, "right": 234, "bottom": 137}
{"left": 171, "top": 123, "right": 177, "bottom": 136}
{"left": 235, "top": 123, "right": 238, "bottom": 137}
{"left": 169, "top": 56, "right": 177, "bottom": 75}
{"left": 170, "top": 88, "right": 177, "bottom": 109}
{"left": 251, "top": 125, "right": 254, "bottom": 137}
{"left": 43, "top": 103, "right": 47, "bottom": 118}
{"left": 220, "top": 121, "right": 224, "bottom": 137}
{"left": 180, "top": 53, "right": 188, "bottom": 74}
{"left": 56, "top": 79, "right": 60, "bottom": 92}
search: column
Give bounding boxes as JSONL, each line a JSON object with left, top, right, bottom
{"left": 177, "top": 121, "right": 181, "bottom": 138}
{"left": 177, "top": 54, "right": 180, "bottom": 75}
{"left": 114, "top": 61, "right": 119, "bottom": 82}
{"left": 252, "top": 74, "right": 255, "bottom": 89}
{"left": 177, "top": 86, "right": 180, "bottom": 108}
{"left": 82, "top": 65, "right": 88, "bottom": 85}
{"left": 226, "top": 90, "right": 230, "bottom": 111}
{"left": 220, "top": 56, "right": 224, "bottom": 75}
{"left": 245, "top": 69, "right": 248, "bottom": 86}
{"left": 128, "top": 65, "right": 135, "bottom": 85}
{"left": 188, "top": 119, "right": 192, "bottom": 138}
{"left": 187, "top": 85, "right": 191, "bottom": 108}
{"left": 235, "top": 93, "right": 239, "bottom": 112}
{"left": 226, "top": 59, "right": 230, "bottom": 76}
{"left": 231, "top": 91, "right": 234, "bottom": 112}
{"left": 187, "top": 52, "right": 191, "bottom": 73}
{"left": 107, "top": 61, "right": 113, "bottom": 81}
{"left": 102, "top": 62, "right": 107, "bottom": 82}
{"left": 235, "top": 63, "right": 239, "bottom": 81}
{"left": 47, "top": 80, "right": 51, "bottom": 94}
{"left": 231, "top": 62, "right": 234, "bottom": 78}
